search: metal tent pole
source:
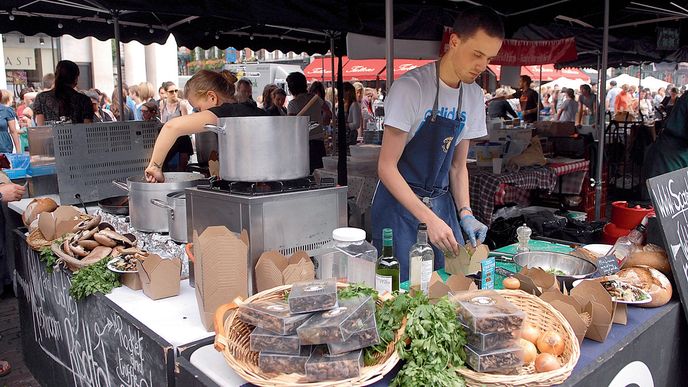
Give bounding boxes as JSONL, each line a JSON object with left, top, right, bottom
{"left": 113, "top": 12, "right": 125, "bottom": 121}
{"left": 595, "top": 0, "right": 610, "bottom": 220}
{"left": 335, "top": 37, "right": 347, "bottom": 187}
{"left": 385, "top": 0, "right": 394, "bottom": 90}
{"left": 538, "top": 65, "right": 543, "bottom": 121}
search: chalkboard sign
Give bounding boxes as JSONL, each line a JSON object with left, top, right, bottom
{"left": 13, "top": 231, "right": 174, "bottom": 387}
{"left": 647, "top": 168, "right": 688, "bottom": 321}
{"left": 597, "top": 255, "right": 620, "bottom": 276}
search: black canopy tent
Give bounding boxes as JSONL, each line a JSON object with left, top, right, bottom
{"left": 2, "top": 0, "right": 688, "bottom": 215}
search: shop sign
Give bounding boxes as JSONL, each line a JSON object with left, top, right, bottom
{"left": 4, "top": 47, "right": 36, "bottom": 70}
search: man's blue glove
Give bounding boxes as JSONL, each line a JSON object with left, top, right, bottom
{"left": 460, "top": 215, "right": 488, "bottom": 247}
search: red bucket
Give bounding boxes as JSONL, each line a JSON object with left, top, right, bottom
{"left": 610, "top": 201, "right": 653, "bottom": 230}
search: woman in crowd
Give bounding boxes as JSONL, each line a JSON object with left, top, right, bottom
{"left": 0, "top": 90, "right": 21, "bottom": 153}
{"left": 261, "top": 84, "right": 278, "bottom": 112}
{"left": 487, "top": 86, "right": 517, "bottom": 119}
{"left": 145, "top": 70, "right": 265, "bottom": 182}
{"left": 309, "top": 81, "right": 333, "bottom": 127}
{"left": 342, "top": 82, "right": 362, "bottom": 144}
{"left": 266, "top": 88, "right": 287, "bottom": 116}
{"left": 111, "top": 87, "right": 134, "bottom": 121}
{"left": 556, "top": 88, "right": 578, "bottom": 122}
{"left": 659, "top": 87, "right": 679, "bottom": 119}
{"left": 33, "top": 60, "right": 93, "bottom": 124}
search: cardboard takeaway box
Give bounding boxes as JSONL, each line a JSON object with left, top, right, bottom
{"left": 254, "top": 250, "right": 315, "bottom": 292}
{"left": 193, "top": 226, "right": 249, "bottom": 331}
{"left": 416, "top": 272, "right": 478, "bottom": 303}
{"left": 120, "top": 272, "right": 142, "bottom": 290}
{"left": 136, "top": 254, "right": 181, "bottom": 300}
{"left": 445, "top": 244, "right": 490, "bottom": 276}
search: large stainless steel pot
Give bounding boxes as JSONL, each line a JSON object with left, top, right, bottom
{"left": 195, "top": 132, "right": 218, "bottom": 164}
{"left": 204, "top": 116, "right": 310, "bottom": 181}
{"left": 151, "top": 192, "right": 188, "bottom": 243}
{"left": 113, "top": 172, "right": 205, "bottom": 233}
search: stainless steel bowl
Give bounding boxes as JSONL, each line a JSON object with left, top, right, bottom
{"left": 513, "top": 251, "right": 597, "bottom": 280}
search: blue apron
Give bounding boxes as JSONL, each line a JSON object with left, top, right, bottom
{"left": 372, "top": 61, "right": 466, "bottom": 282}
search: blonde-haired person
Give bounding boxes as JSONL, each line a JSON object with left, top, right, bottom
{"left": 145, "top": 70, "right": 265, "bottom": 182}
{"left": 0, "top": 90, "right": 21, "bottom": 153}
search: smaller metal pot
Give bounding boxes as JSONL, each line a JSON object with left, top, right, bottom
{"left": 151, "top": 191, "right": 188, "bottom": 243}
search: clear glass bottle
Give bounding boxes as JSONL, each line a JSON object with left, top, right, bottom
{"left": 516, "top": 223, "right": 532, "bottom": 253}
{"left": 376, "top": 228, "right": 399, "bottom": 294}
{"left": 611, "top": 216, "right": 648, "bottom": 265}
{"left": 315, "top": 228, "right": 377, "bottom": 287}
{"left": 409, "top": 223, "right": 434, "bottom": 295}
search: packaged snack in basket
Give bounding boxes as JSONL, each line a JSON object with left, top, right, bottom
{"left": 237, "top": 299, "right": 312, "bottom": 335}
{"left": 460, "top": 322, "right": 520, "bottom": 352}
{"left": 450, "top": 290, "right": 525, "bottom": 334}
{"left": 305, "top": 346, "right": 363, "bottom": 381}
{"left": 465, "top": 345, "right": 524, "bottom": 373}
{"left": 327, "top": 315, "right": 380, "bottom": 355}
{"left": 250, "top": 327, "right": 301, "bottom": 355}
{"left": 258, "top": 346, "right": 312, "bottom": 374}
{"left": 288, "top": 278, "right": 338, "bottom": 313}
{"left": 297, "top": 295, "right": 376, "bottom": 345}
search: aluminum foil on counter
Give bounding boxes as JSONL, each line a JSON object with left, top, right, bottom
{"left": 96, "top": 210, "right": 189, "bottom": 278}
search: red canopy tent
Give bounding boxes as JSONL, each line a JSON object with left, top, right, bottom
{"left": 522, "top": 65, "right": 590, "bottom": 82}
{"left": 303, "top": 56, "right": 349, "bottom": 82}
{"left": 341, "top": 59, "right": 386, "bottom": 81}
{"left": 378, "top": 59, "right": 434, "bottom": 80}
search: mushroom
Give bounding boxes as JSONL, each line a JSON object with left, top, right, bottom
{"left": 52, "top": 242, "right": 75, "bottom": 261}
{"left": 111, "top": 246, "right": 125, "bottom": 257}
{"left": 134, "top": 252, "right": 149, "bottom": 261}
{"left": 79, "top": 227, "right": 98, "bottom": 241}
{"left": 99, "top": 230, "right": 135, "bottom": 246}
{"left": 93, "top": 232, "right": 117, "bottom": 247}
{"left": 119, "top": 247, "right": 141, "bottom": 256}
{"left": 72, "top": 215, "right": 101, "bottom": 232}
{"left": 98, "top": 222, "right": 115, "bottom": 231}
{"left": 69, "top": 243, "right": 89, "bottom": 258}
{"left": 62, "top": 239, "right": 75, "bottom": 257}
{"left": 81, "top": 246, "right": 113, "bottom": 265}
{"left": 77, "top": 239, "right": 100, "bottom": 250}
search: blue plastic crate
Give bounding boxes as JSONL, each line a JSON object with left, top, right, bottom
{"left": 27, "top": 164, "right": 56, "bottom": 177}
{"left": 3, "top": 168, "right": 28, "bottom": 180}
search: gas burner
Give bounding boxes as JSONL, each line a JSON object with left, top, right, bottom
{"left": 197, "top": 176, "right": 336, "bottom": 196}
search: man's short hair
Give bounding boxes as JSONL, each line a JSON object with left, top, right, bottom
{"left": 286, "top": 72, "right": 307, "bottom": 96}
{"left": 580, "top": 84, "right": 591, "bottom": 94}
{"left": 453, "top": 6, "right": 505, "bottom": 40}
{"left": 520, "top": 75, "right": 532, "bottom": 85}
{"left": 237, "top": 78, "right": 251, "bottom": 88}
{"left": 610, "top": 80, "right": 617, "bottom": 86}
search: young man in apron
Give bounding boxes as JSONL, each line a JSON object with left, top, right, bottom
{"left": 372, "top": 6, "right": 504, "bottom": 281}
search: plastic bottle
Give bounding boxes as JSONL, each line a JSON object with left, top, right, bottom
{"left": 315, "top": 228, "right": 377, "bottom": 288}
{"left": 409, "top": 223, "right": 434, "bottom": 295}
{"left": 610, "top": 216, "right": 648, "bottom": 265}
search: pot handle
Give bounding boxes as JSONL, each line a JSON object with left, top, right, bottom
{"left": 203, "top": 123, "right": 226, "bottom": 135}
{"left": 150, "top": 198, "right": 174, "bottom": 211}
{"left": 112, "top": 180, "right": 128, "bottom": 192}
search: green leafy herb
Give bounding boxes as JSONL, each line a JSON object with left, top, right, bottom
{"left": 363, "top": 291, "right": 426, "bottom": 365}
{"left": 69, "top": 258, "right": 120, "bottom": 300}
{"left": 39, "top": 246, "right": 57, "bottom": 273}
{"left": 391, "top": 297, "right": 467, "bottom": 387}
{"left": 337, "top": 283, "right": 378, "bottom": 300}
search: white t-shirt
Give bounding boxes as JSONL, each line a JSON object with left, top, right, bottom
{"left": 383, "top": 62, "right": 487, "bottom": 143}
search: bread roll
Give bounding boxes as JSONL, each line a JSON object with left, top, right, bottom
{"left": 22, "top": 198, "right": 59, "bottom": 226}
{"left": 617, "top": 265, "right": 672, "bottom": 307}
{"left": 623, "top": 246, "right": 671, "bottom": 276}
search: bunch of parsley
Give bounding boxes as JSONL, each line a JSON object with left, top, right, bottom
{"left": 69, "top": 258, "right": 120, "bottom": 300}
{"left": 39, "top": 246, "right": 58, "bottom": 273}
{"left": 392, "top": 297, "right": 467, "bottom": 386}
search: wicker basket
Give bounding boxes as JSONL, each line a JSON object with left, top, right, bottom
{"left": 214, "top": 284, "right": 403, "bottom": 387}
{"left": 458, "top": 289, "right": 580, "bottom": 387}
{"left": 27, "top": 227, "right": 52, "bottom": 250}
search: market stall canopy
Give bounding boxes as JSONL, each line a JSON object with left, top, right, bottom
{"left": 486, "top": 65, "right": 535, "bottom": 80}
{"left": 607, "top": 73, "right": 641, "bottom": 87}
{"left": 541, "top": 77, "right": 590, "bottom": 90}
{"left": 490, "top": 38, "right": 578, "bottom": 66}
{"left": 303, "top": 56, "right": 349, "bottom": 82}
{"left": 641, "top": 76, "right": 670, "bottom": 91}
{"left": 378, "top": 59, "right": 434, "bottom": 80}
{"left": 341, "top": 59, "right": 386, "bottom": 81}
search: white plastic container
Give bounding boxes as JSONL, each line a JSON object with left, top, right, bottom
{"left": 315, "top": 228, "right": 377, "bottom": 288}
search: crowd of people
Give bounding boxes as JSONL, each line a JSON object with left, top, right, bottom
{"left": 484, "top": 74, "right": 683, "bottom": 129}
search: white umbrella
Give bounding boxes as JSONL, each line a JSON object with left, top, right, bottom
{"left": 606, "top": 73, "right": 640, "bottom": 87}
{"left": 541, "top": 77, "right": 589, "bottom": 90}
{"left": 641, "top": 76, "right": 670, "bottom": 92}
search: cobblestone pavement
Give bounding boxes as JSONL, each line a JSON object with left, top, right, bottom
{"left": 0, "top": 290, "right": 40, "bottom": 387}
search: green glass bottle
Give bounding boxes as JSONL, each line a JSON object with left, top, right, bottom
{"left": 375, "top": 228, "right": 400, "bottom": 293}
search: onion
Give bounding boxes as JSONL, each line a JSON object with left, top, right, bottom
{"left": 535, "top": 353, "right": 561, "bottom": 372}
{"left": 537, "top": 330, "right": 565, "bottom": 356}
{"left": 521, "top": 323, "right": 541, "bottom": 344}
{"left": 503, "top": 277, "right": 521, "bottom": 290}
{"left": 519, "top": 338, "right": 537, "bottom": 364}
